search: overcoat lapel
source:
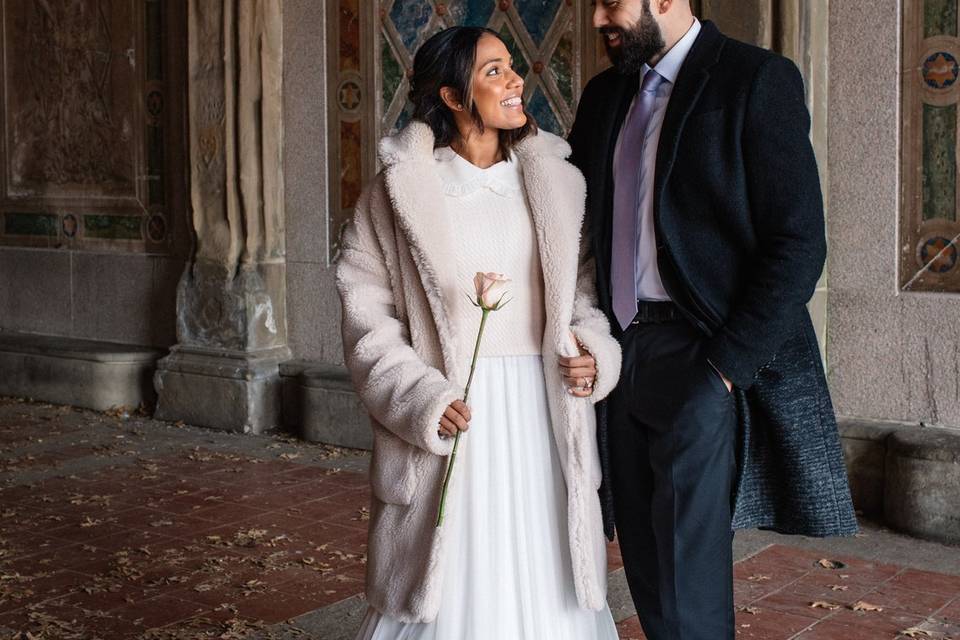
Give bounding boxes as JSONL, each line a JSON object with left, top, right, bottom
{"left": 652, "top": 21, "right": 725, "bottom": 215}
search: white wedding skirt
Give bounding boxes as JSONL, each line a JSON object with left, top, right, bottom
{"left": 356, "top": 354, "right": 618, "bottom": 640}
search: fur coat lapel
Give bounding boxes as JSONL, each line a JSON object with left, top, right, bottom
{"left": 515, "top": 131, "right": 585, "bottom": 357}
{"left": 379, "top": 124, "right": 462, "bottom": 379}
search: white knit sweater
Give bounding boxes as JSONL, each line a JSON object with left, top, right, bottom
{"left": 434, "top": 146, "right": 546, "bottom": 360}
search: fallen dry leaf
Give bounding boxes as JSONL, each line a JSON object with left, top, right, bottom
{"left": 817, "top": 558, "right": 846, "bottom": 569}
{"left": 810, "top": 601, "right": 841, "bottom": 610}
{"left": 851, "top": 601, "right": 883, "bottom": 612}
{"left": 829, "top": 584, "right": 849, "bottom": 591}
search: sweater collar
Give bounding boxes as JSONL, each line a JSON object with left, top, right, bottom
{"left": 433, "top": 146, "right": 524, "bottom": 198}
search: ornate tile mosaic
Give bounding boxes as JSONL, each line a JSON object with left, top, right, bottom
{"left": 926, "top": 0, "right": 958, "bottom": 37}
{"left": 922, "top": 103, "right": 956, "bottom": 220}
{"left": 901, "top": 1, "right": 960, "bottom": 291}
{"left": 389, "top": 0, "right": 434, "bottom": 52}
{"left": 515, "top": 0, "right": 563, "bottom": 45}
{"left": 446, "top": 1, "right": 496, "bottom": 28}
{"left": 528, "top": 86, "right": 562, "bottom": 135}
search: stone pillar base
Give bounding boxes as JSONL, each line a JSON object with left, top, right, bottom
{"left": 154, "top": 345, "right": 291, "bottom": 434}
{"left": 280, "top": 361, "right": 373, "bottom": 450}
{"left": 839, "top": 418, "right": 960, "bottom": 544}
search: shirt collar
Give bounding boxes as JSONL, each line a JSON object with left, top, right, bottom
{"left": 641, "top": 17, "right": 701, "bottom": 86}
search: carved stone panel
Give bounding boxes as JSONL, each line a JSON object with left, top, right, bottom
{"left": 0, "top": 0, "right": 187, "bottom": 253}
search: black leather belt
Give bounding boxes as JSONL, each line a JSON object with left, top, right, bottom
{"left": 631, "top": 300, "right": 683, "bottom": 324}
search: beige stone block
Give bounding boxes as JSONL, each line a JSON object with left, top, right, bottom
{"left": 0, "top": 249, "right": 73, "bottom": 336}
{"left": 286, "top": 260, "right": 343, "bottom": 364}
{"left": 73, "top": 254, "right": 179, "bottom": 347}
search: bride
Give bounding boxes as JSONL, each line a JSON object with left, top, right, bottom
{"left": 336, "top": 26, "right": 622, "bottom": 640}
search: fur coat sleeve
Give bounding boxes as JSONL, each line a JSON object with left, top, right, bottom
{"left": 336, "top": 184, "right": 460, "bottom": 457}
{"left": 570, "top": 230, "right": 621, "bottom": 403}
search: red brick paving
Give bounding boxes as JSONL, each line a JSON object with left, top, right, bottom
{"left": 2, "top": 402, "right": 960, "bottom": 639}
{"left": 0, "top": 443, "right": 371, "bottom": 638}
{"left": 615, "top": 544, "right": 960, "bottom": 639}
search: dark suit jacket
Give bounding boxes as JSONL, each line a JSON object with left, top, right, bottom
{"left": 568, "top": 21, "right": 857, "bottom": 539}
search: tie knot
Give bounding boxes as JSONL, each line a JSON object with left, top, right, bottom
{"left": 641, "top": 70, "right": 664, "bottom": 94}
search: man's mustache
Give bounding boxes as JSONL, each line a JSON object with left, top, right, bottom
{"left": 599, "top": 26, "right": 624, "bottom": 36}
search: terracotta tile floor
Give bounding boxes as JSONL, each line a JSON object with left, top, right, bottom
{"left": 616, "top": 544, "right": 960, "bottom": 639}
{"left": 0, "top": 399, "right": 371, "bottom": 638}
{"left": 2, "top": 398, "right": 959, "bottom": 639}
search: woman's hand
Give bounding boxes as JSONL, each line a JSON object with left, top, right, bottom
{"left": 438, "top": 400, "right": 472, "bottom": 438}
{"left": 560, "top": 332, "right": 596, "bottom": 398}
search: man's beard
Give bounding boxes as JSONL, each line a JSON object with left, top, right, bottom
{"left": 602, "top": 0, "right": 666, "bottom": 74}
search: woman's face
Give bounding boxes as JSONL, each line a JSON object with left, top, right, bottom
{"left": 467, "top": 34, "right": 526, "bottom": 131}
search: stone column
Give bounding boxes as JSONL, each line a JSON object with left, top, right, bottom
{"left": 154, "top": 0, "right": 288, "bottom": 434}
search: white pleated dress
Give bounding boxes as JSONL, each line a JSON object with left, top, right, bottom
{"left": 356, "top": 149, "right": 618, "bottom": 640}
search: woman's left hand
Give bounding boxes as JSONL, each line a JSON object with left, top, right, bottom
{"left": 560, "top": 333, "right": 596, "bottom": 398}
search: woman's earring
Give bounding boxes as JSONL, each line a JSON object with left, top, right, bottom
{"left": 456, "top": 104, "right": 463, "bottom": 111}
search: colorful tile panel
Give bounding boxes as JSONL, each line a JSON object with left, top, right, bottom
{"left": 900, "top": 1, "right": 960, "bottom": 291}
{"left": 528, "top": 87, "right": 561, "bottom": 135}
{"left": 340, "top": 0, "right": 361, "bottom": 72}
{"left": 551, "top": 27, "right": 575, "bottom": 105}
{"left": 340, "top": 120, "right": 363, "bottom": 213}
{"left": 498, "top": 23, "right": 531, "bottom": 79}
{"left": 390, "top": 0, "right": 434, "bottom": 52}
{"left": 445, "top": 0, "right": 496, "bottom": 27}
{"left": 392, "top": 100, "right": 416, "bottom": 135}
{"left": 515, "top": 0, "right": 563, "bottom": 45}
{"left": 83, "top": 214, "right": 143, "bottom": 240}
{"left": 923, "top": 51, "right": 960, "bottom": 89}
{"left": 922, "top": 103, "right": 957, "bottom": 220}
{"left": 382, "top": 35, "right": 403, "bottom": 108}
{"left": 4, "top": 213, "right": 57, "bottom": 237}
{"left": 925, "top": 0, "right": 958, "bottom": 37}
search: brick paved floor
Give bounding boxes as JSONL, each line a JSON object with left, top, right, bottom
{"left": 0, "top": 397, "right": 371, "bottom": 639}
{"left": 1, "top": 396, "right": 959, "bottom": 639}
{"left": 616, "top": 544, "right": 960, "bottom": 639}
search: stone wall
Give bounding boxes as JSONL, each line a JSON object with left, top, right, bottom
{"left": 828, "top": 0, "right": 960, "bottom": 429}
{"left": 0, "top": 2, "right": 188, "bottom": 349}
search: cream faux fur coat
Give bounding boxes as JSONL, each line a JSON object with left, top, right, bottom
{"left": 336, "top": 121, "right": 622, "bottom": 623}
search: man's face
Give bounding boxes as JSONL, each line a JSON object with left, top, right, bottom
{"left": 594, "top": 0, "right": 666, "bottom": 74}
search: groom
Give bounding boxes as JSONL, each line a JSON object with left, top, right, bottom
{"left": 568, "top": 1, "right": 857, "bottom": 639}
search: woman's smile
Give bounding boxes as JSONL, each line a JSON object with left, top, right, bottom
{"left": 500, "top": 95, "right": 523, "bottom": 109}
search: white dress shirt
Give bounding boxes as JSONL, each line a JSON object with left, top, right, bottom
{"left": 613, "top": 18, "right": 702, "bottom": 301}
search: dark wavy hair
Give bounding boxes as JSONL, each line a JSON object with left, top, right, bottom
{"left": 409, "top": 26, "right": 537, "bottom": 155}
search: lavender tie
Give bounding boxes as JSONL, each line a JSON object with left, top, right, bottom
{"left": 611, "top": 70, "right": 665, "bottom": 330}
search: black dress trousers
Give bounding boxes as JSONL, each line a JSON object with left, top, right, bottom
{"left": 608, "top": 316, "right": 738, "bottom": 640}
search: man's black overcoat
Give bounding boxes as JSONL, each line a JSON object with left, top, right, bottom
{"left": 568, "top": 21, "right": 857, "bottom": 539}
